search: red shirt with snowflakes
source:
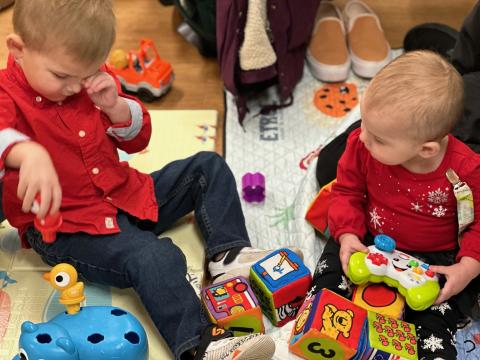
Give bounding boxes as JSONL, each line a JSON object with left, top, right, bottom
{"left": 328, "top": 128, "right": 480, "bottom": 262}
{"left": 0, "top": 55, "right": 158, "bottom": 246}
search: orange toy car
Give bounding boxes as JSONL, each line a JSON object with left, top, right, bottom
{"left": 108, "top": 39, "right": 174, "bottom": 102}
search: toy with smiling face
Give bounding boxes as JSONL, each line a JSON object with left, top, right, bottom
{"left": 347, "top": 235, "right": 440, "bottom": 311}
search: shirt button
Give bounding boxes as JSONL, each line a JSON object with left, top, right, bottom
{"left": 35, "top": 96, "right": 42, "bottom": 102}
{"left": 57, "top": 101, "right": 63, "bottom": 106}
{"left": 106, "top": 196, "right": 112, "bottom": 201}
{"left": 91, "top": 167, "right": 99, "bottom": 174}
{"left": 78, "top": 130, "right": 86, "bottom": 138}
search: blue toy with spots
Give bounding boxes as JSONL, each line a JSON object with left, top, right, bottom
{"left": 13, "top": 306, "right": 148, "bottom": 360}
{"left": 12, "top": 263, "right": 148, "bottom": 360}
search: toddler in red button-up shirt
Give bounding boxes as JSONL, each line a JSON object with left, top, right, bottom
{"left": 0, "top": 1, "right": 284, "bottom": 359}
{"left": 311, "top": 50, "right": 480, "bottom": 359}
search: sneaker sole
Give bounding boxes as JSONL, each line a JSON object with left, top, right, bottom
{"left": 306, "top": 50, "right": 351, "bottom": 82}
{"left": 203, "top": 334, "right": 276, "bottom": 360}
{"left": 232, "top": 336, "right": 275, "bottom": 360}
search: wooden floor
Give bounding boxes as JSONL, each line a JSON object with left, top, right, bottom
{"left": 0, "top": 0, "right": 477, "bottom": 153}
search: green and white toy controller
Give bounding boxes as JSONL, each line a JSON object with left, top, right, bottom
{"left": 347, "top": 235, "right": 440, "bottom": 311}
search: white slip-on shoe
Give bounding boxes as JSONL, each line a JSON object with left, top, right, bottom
{"left": 307, "top": 1, "right": 351, "bottom": 82}
{"left": 343, "top": 0, "right": 392, "bottom": 78}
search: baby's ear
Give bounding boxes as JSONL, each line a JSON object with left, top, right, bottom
{"left": 419, "top": 140, "right": 441, "bottom": 159}
{"left": 6, "top": 33, "right": 25, "bottom": 60}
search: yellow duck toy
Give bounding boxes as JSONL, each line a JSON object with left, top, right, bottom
{"left": 43, "top": 263, "right": 85, "bottom": 315}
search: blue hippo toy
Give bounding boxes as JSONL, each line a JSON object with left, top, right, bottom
{"left": 12, "top": 306, "right": 148, "bottom": 360}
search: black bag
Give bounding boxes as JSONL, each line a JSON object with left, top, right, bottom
{"left": 174, "top": 0, "right": 216, "bottom": 57}
{"left": 403, "top": 23, "right": 458, "bottom": 61}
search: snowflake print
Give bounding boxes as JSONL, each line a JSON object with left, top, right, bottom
{"left": 411, "top": 202, "right": 423, "bottom": 213}
{"left": 422, "top": 334, "right": 444, "bottom": 352}
{"left": 369, "top": 207, "right": 383, "bottom": 230}
{"left": 306, "top": 285, "right": 317, "bottom": 300}
{"left": 430, "top": 302, "right": 451, "bottom": 315}
{"left": 314, "top": 259, "right": 328, "bottom": 276}
{"left": 338, "top": 275, "right": 352, "bottom": 296}
{"left": 428, "top": 188, "right": 448, "bottom": 204}
{"left": 432, "top": 206, "right": 446, "bottom": 217}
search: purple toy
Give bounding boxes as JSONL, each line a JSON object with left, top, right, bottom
{"left": 242, "top": 172, "right": 265, "bottom": 202}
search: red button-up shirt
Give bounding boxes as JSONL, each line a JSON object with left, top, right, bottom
{"left": 0, "top": 55, "right": 158, "bottom": 246}
{"left": 329, "top": 128, "right": 480, "bottom": 263}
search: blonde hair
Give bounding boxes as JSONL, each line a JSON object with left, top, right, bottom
{"left": 13, "top": 0, "right": 116, "bottom": 65}
{"left": 363, "top": 50, "right": 464, "bottom": 142}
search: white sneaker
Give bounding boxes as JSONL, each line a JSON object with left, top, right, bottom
{"left": 202, "top": 333, "right": 275, "bottom": 360}
{"left": 208, "top": 246, "right": 303, "bottom": 283}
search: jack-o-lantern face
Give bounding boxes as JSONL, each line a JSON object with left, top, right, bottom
{"left": 314, "top": 83, "right": 358, "bottom": 117}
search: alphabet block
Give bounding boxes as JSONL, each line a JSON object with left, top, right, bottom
{"left": 352, "top": 283, "right": 405, "bottom": 319}
{"left": 289, "top": 289, "right": 367, "bottom": 359}
{"left": 202, "top": 276, "right": 264, "bottom": 336}
{"left": 250, "top": 248, "right": 311, "bottom": 326}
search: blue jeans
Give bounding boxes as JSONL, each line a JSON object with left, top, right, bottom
{"left": 25, "top": 151, "right": 251, "bottom": 359}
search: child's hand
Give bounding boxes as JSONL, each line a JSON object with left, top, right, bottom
{"left": 338, "top": 233, "right": 368, "bottom": 275}
{"left": 13, "top": 143, "right": 62, "bottom": 219}
{"left": 431, "top": 256, "right": 480, "bottom": 304}
{"left": 83, "top": 71, "right": 119, "bottom": 110}
{"left": 83, "top": 72, "right": 131, "bottom": 124}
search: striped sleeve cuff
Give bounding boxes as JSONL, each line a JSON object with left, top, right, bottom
{"left": 106, "top": 97, "right": 143, "bottom": 141}
{"left": 0, "top": 128, "right": 30, "bottom": 179}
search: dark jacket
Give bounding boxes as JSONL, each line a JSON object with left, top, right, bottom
{"left": 217, "top": 0, "right": 320, "bottom": 124}
{"left": 451, "top": 1, "right": 480, "bottom": 153}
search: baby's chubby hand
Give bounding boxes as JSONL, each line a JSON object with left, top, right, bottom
{"left": 431, "top": 256, "right": 480, "bottom": 305}
{"left": 83, "top": 71, "right": 119, "bottom": 110}
{"left": 338, "top": 233, "right": 368, "bottom": 275}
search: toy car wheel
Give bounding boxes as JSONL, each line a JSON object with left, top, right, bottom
{"left": 137, "top": 88, "right": 156, "bottom": 103}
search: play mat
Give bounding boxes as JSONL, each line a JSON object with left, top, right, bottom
{"left": 0, "top": 109, "right": 217, "bottom": 360}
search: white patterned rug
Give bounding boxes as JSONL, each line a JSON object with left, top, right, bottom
{"left": 225, "top": 63, "right": 367, "bottom": 359}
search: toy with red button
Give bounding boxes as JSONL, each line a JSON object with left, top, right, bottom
{"left": 352, "top": 283, "right": 406, "bottom": 319}
{"left": 201, "top": 276, "right": 264, "bottom": 337}
{"left": 347, "top": 235, "right": 440, "bottom": 311}
{"left": 31, "top": 195, "right": 63, "bottom": 243}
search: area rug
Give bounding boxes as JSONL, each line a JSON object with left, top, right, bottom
{"left": 0, "top": 109, "right": 217, "bottom": 360}
{"left": 225, "top": 52, "right": 479, "bottom": 359}
{"left": 225, "top": 63, "right": 367, "bottom": 359}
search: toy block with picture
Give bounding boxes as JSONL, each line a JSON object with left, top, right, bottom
{"left": 352, "top": 283, "right": 405, "bottom": 319}
{"left": 289, "top": 288, "right": 367, "bottom": 360}
{"left": 250, "top": 248, "right": 312, "bottom": 327}
{"left": 354, "top": 311, "right": 418, "bottom": 360}
{"left": 201, "top": 276, "right": 264, "bottom": 336}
